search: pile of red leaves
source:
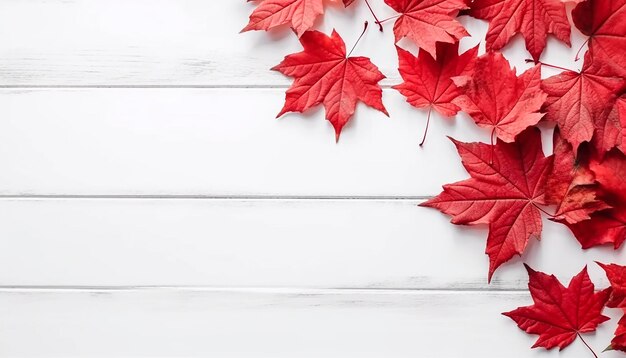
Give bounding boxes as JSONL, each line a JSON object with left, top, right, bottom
{"left": 242, "top": 0, "right": 626, "bottom": 354}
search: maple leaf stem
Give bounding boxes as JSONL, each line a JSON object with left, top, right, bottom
{"left": 577, "top": 333, "right": 598, "bottom": 358}
{"left": 363, "top": 0, "right": 383, "bottom": 32}
{"left": 489, "top": 127, "right": 495, "bottom": 165}
{"left": 419, "top": 107, "right": 432, "bottom": 146}
{"left": 527, "top": 59, "right": 574, "bottom": 73}
{"left": 347, "top": 21, "right": 369, "bottom": 57}
{"left": 533, "top": 204, "right": 555, "bottom": 218}
{"left": 376, "top": 14, "right": 401, "bottom": 25}
{"left": 575, "top": 38, "right": 590, "bottom": 62}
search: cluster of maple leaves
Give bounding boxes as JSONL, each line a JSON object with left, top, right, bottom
{"left": 241, "top": 0, "right": 626, "bottom": 354}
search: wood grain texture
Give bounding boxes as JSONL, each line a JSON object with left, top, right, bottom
{"left": 0, "top": 0, "right": 584, "bottom": 87}
{"left": 0, "top": 198, "right": 619, "bottom": 290}
{"left": 0, "top": 288, "right": 621, "bottom": 358}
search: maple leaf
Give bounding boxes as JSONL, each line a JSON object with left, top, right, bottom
{"left": 272, "top": 29, "right": 388, "bottom": 140}
{"left": 468, "top": 0, "right": 570, "bottom": 62}
{"left": 598, "top": 262, "right": 626, "bottom": 308}
{"left": 242, "top": 0, "right": 324, "bottom": 37}
{"left": 452, "top": 52, "right": 546, "bottom": 143}
{"left": 421, "top": 128, "right": 552, "bottom": 280}
{"left": 593, "top": 94, "right": 626, "bottom": 155}
{"left": 542, "top": 51, "right": 624, "bottom": 153}
{"left": 567, "top": 149, "right": 626, "bottom": 248}
{"left": 503, "top": 265, "right": 610, "bottom": 351}
{"left": 393, "top": 43, "right": 478, "bottom": 144}
{"left": 343, "top": 0, "right": 356, "bottom": 5}
{"left": 545, "top": 129, "right": 609, "bottom": 224}
{"left": 611, "top": 315, "right": 626, "bottom": 352}
{"left": 572, "top": 0, "right": 626, "bottom": 78}
{"left": 598, "top": 262, "right": 626, "bottom": 352}
{"left": 384, "top": 0, "right": 469, "bottom": 59}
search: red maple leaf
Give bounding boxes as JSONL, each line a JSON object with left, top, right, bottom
{"left": 242, "top": 0, "right": 324, "bottom": 37}
{"left": 567, "top": 149, "right": 626, "bottom": 248}
{"left": 272, "top": 29, "right": 388, "bottom": 140}
{"left": 572, "top": 0, "right": 626, "bottom": 78}
{"left": 421, "top": 128, "right": 552, "bottom": 280}
{"left": 503, "top": 265, "right": 610, "bottom": 351}
{"left": 542, "top": 51, "right": 624, "bottom": 153}
{"left": 598, "top": 262, "right": 626, "bottom": 352}
{"left": 393, "top": 43, "right": 478, "bottom": 144}
{"left": 611, "top": 316, "right": 626, "bottom": 352}
{"left": 593, "top": 94, "right": 626, "bottom": 155}
{"left": 545, "top": 129, "right": 609, "bottom": 224}
{"left": 384, "top": 0, "right": 469, "bottom": 59}
{"left": 452, "top": 52, "right": 546, "bottom": 143}
{"left": 468, "top": 0, "right": 570, "bottom": 62}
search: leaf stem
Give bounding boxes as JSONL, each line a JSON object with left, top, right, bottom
{"left": 419, "top": 107, "right": 432, "bottom": 146}
{"left": 376, "top": 14, "right": 401, "bottom": 25}
{"left": 578, "top": 333, "right": 598, "bottom": 358}
{"left": 363, "top": 0, "right": 383, "bottom": 32}
{"left": 527, "top": 59, "right": 575, "bottom": 73}
{"left": 534, "top": 204, "right": 555, "bottom": 218}
{"left": 347, "top": 21, "right": 369, "bottom": 57}
{"left": 489, "top": 127, "right": 495, "bottom": 165}
{"left": 575, "top": 38, "right": 590, "bottom": 61}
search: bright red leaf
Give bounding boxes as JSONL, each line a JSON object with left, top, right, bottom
{"left": 572, "top": 0, "right": 626, "bottom": 78}
{"left": 542, "top": 51, "right": 624, "bottom": 153}
{"left": 468, "top": 0, "right": 570, "bottom": 62}
{"left": 598, "top": 262, "right": 626, "bottom": 352}
{"left": 393, "top": 43, "right": 477, "bottom": 144}
{"left": 503, "top": 265, "right": 610, "bottom": 351}
{"left": 421, "top": 128, "right": 552, "bottom": 280}
{"left": 567, "top": 149, "right": 626, "bottom": 248}
{"left": 452, "top": 52, "right": 546, "bottom": 143}
{"left": 242, "top": 0, "right": 324, "bottom": 37}
{"left": 545, "top": 129, "right": 609, "bottom": 224}
{"left": 384, "top": 0, "right": 469, "bottom": 59}
{"left": 272, "top": 29, "right": 388, "bottom": 140}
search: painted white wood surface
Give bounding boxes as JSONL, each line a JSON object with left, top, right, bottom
{"left": 0, "top": 288, "right": 622, "bottom": 358}
{"left": 0, "top": 0, "right": 584, "bottom": 87}
{"left": 0, "top": 88, "right": 555, "bottom": 197}
{"left": 0, "top": 0, "right": 612, "bottom": 357}
{"left": 0, "top": 198, "right": 620, "bottom": 290}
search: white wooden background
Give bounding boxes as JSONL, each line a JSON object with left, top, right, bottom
{"left": 0, "top": 0, "right": 622, "bottom": 357}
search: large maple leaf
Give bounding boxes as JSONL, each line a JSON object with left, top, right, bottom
{"left": 421, "top": 128, "right": 552, "bottom": 280}
{"left": 384, "top": 0, "right": 469, "bottom": 59}
{"left": 542, "top": 51, "right": 624, "bottom": 153}
{"left": 572, "top": 0, "right": 626, "bottom": 78}
{"left": 468, "top": 0, "right": 570, "bottom": 61}
{"left": 242, "top": 0, "right": 324, "bottom": 37}
{"left": 452, "top": 52, "right": 546, "bottom": 143}
{"left": 393, "top": 43, "right": 477, "bottom": 144}
{"left": 503, "top": 265, "right": 610, "bottom": 350}
{"left": 272, "top": 29, "right": 388, "bottom": 140}
{"left": 567, "top": 149, "right": 626, "bottom": 248}
{"left": 545, "top": 129, "right": 609, "bottom": 224}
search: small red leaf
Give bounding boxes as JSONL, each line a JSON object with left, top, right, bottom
{"left": 503, "top": 265, "right": 610, "bottom": 350}
{"left": 242, "top": 0, "right": 324, "bottom": 37}
{"left": 469, "top": 0, "right": 571, "bottom": 61}
{"left": 384, "top": 0, "right": 469, "bottom": 59}
{"left": 272, "top": 29, "right": 388, "bottom": 140}
{"left": 452, "top": 52, "right": 546, "bottom": 143}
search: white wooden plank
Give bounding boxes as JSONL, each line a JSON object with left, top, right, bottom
{"left": 0, "top": 288, "right": 620, "bottom": 357}
{"left": 0, "top": 88, "right": 534, "bottom": 197}
{"left": 0, "top": 0, "right": 585, "bottom": 87}
{"left": 0, "top": 198, "right": 619, "bottom": 289}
